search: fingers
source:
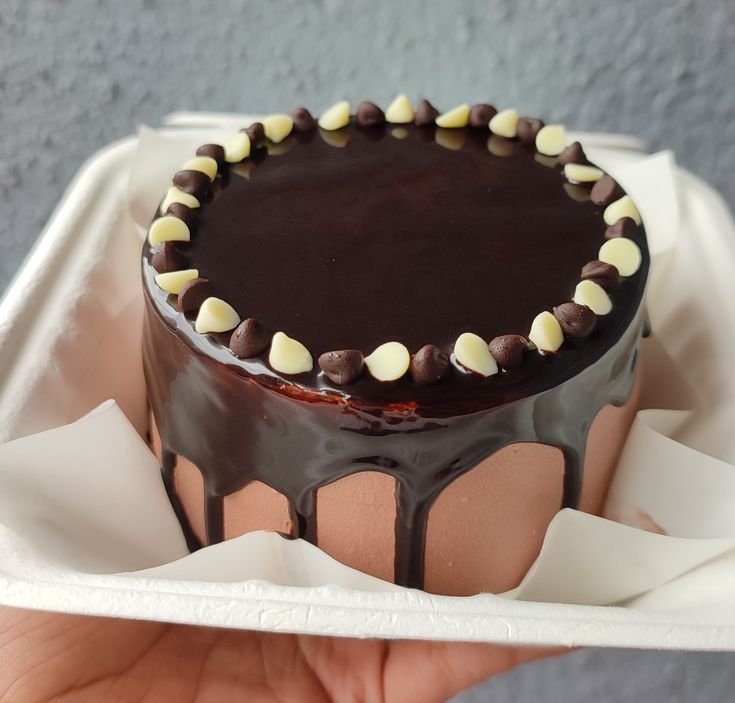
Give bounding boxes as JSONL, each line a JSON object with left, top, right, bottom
{"left": 381, "top": 640, "right": 569, "bottom": 703}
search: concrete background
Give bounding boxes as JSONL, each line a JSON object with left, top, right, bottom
{"left": 2, "top": 0, "right": 734, "bottom": 699}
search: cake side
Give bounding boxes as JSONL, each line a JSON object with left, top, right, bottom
{"left": 149, "top": 367, "right": 640, "bottom": 595}
{"left": 141, "top": 97, "right": 650, "bottom": 592}
{"left": 143, "top": 288, "right": 645, "bottom": 591}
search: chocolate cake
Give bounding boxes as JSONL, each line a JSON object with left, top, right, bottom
{"left": 142, "top": 96, "right": 649, "bottom": 595}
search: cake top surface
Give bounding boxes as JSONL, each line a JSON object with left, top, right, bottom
{"left": 142, "top": 98, "right": 649, "bottom": 413}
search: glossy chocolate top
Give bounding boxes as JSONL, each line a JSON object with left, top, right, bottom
{"left": 143, "top": 122, "right": 648, "bottom": 412}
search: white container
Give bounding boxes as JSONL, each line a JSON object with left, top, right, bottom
{"left": 1, "top": 116, "right": 735, "bottom": 649}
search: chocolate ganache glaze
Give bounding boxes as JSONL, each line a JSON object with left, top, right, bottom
{"left": 142, "top": 115, "right": 649, "bottom": 588}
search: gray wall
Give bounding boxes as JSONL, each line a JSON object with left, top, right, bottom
{"left": 2, "top": 0, "right": 735, "bottom": 700}
{"left": 3, "top": 0, "right": 734, "bottom": 287}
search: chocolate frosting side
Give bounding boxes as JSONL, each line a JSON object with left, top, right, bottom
{"left": 142, "top": 119, "right": 650, "bottom": 588}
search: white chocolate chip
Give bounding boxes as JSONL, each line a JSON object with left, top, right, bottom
{"left": 318, "top": 100, "right": 350, "bottom": 131}
{"left": 599, "top": 237, "right": 642, "bottom": 277}
{"left": 563, "top": 163, "right": 604, "bottom": 183}
{"left": 263, "top": 114, "right": 294, "bottom": 144}
{"left": 385, "top": 94, "right": 414, "bottom": 124}
{"left": 488, "top": 108, "right": 519, "bottom": 138}
{"left": 435, "top": 103, "right": 470, "bottom": 128}
{"left": 528, "top": 312, "right": 564, "bottom": 353}
{"left": 454, "top": 333, "right": 498, "bottom": 377}
{"left": 268, "top": 331, "right": 314, "bottom": 375}
{"left": 603, "top": 195, "right": 641, "bottom": 226}
{"left": 148, "top": 215, "right": 190, "bottom": 246}
{"left": 535, "top": 124, "right": 567, "bottom": 156}
{"left": 364, "top": 341, "right": 410, "bottom": 381}
{"left": 154, "top": 269, "right": 199, "bottom": 294}
{"left": 194, "top": 297, "right": 241, "bottom": 334}
{"left": 182, "top": 155, "right": 218, "bottom": 180}
{"left": 224, "top": 132, "right": 251, "bottom": 163}
{"left": 573, "top": 280, "right": 613, "bottom": 315}
{"left": 160, "top": 186, "right": 200, "bottom": 214}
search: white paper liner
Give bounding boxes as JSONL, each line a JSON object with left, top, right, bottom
{"left": 1, "top": 114, "right": 735, "bottom": 646}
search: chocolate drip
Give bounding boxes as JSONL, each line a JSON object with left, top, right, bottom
{"left": 561, "top": 448, "right": 582, "bottom": 509}
{"left": 395, "top": 479, "right": 433, "bottom": 589}
{"left": 643, "top": 307, "right": 652, "bottom": 338}
{"left": 295, "top": 489, "right": 318, "bottom": 543}
{"left": 204, "top": 491, "right": 224, "bottom": 544}
{"left": 161, "top": 448, "right": 202, "bottom": 553}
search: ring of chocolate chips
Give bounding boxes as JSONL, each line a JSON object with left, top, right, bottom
{"left": 147, "top": 96, "right": 645, "bottom": 386}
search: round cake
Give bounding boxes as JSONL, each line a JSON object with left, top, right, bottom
{"left": 142, "top": 96, "right": 649, "bottom": 595}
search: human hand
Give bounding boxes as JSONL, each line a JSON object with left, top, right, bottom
{"left": 0, "top": 606, "right": 562, "bottom": 702}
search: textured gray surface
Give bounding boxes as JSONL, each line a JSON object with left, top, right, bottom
{"left": 3, "top": 0, "right": 735, "bottom": 288}
{"left": 454, "top": 648, "right": 735, "bottom": 702}
{"left": 2, "top": 0, "right": 735, "bottom": 699}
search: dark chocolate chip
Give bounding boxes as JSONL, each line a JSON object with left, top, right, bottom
{"left": 165, "top": 202, "right": 197, "bottom": 229}
{"left": 581, "top": 260, "right": 620, "bottom": 289}
{"left": 196, "top": 143, "right": 225, "bottom": 165}
{"left": 318, "top": 349, "right": 364, "bottom": 385}
{"left": 356, "top": 101, "right": 385, "bottom": 127}
{"left": 553, "top": 302, "right": 597, "bottom": 338}
{"left": 177, "top": 277, "right": 213, "bottom": 313}
{"left": 468, "top": 103, "right": 497, "bottom": 128}
{"left": 409, "top": 344, "right": 450, "bottom": 384}
{"left": 292, "top": 107, "right": 317, "bottom": 131}
{"left": 558, "top": 141, "right": 588, "bottom": 166}
{"left": 172, "top": 169, "right": 211, "bottom": 197}
{"left": 150, "top": 242, "right": 184, "bottom": 273}
{"left": 230, "top": 318, "right": 271, "bottom": 359}
{"left": 604, "top": 216, "right": 639, "bottom": 240}
{"left": 242, "top": 122, "right": 266, "bottom": 146}
{"left": 517, "top": 117, "right": 545, "bottom": 144}
{"left": 414, "top": 99, "right": 439, "bottom": 127}
{"left": 590, "top": 174, "right": 623, "bottom": 207}
{"left": 488, "top": 335, "right": 528, "bottom": 369}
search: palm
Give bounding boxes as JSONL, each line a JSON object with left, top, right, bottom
{"left": 0, "top": 607, "right": 558, "bottom": 702}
